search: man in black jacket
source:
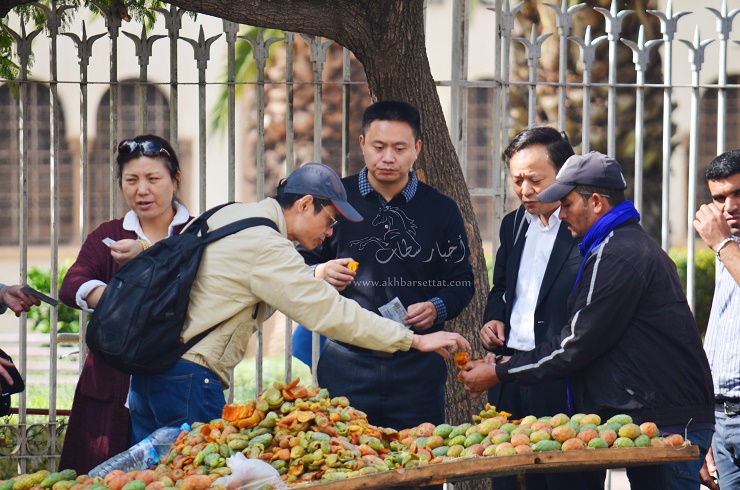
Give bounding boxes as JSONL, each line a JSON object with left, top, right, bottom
{"left": 483, "top": 128, "right": 602, "bottom": 489}
{"left": 463, "top": 151, "right": 715, "bottom": 490}
{"left": 299, "top": 101, "right": 475, "bottom": 436}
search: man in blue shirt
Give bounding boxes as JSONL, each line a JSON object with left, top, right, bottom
{"left": 694, "top": 149, "right": 740, "bottom": 490}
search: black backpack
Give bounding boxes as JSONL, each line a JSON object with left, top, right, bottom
{"left": 86, "top": 203, "right": 278, "bottom": 375}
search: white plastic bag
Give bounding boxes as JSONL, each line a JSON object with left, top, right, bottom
{"left": 213, "top": 452, "right": 287, "bottom": 490}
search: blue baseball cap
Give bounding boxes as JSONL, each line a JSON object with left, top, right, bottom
{"left": 537, "top": 151, "right": 628, "bottom": 203}
{"left": 283, "top": 163, "right": 363, "bottom": 222}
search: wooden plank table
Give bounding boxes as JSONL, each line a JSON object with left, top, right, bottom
{"left": 300, "top": 446, "right": 699, "bottom": 489}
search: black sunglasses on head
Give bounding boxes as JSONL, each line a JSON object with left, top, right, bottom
{"left": 118, "top": 139, "right": 171, "bottom": 158}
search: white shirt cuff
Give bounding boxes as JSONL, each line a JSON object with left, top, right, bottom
{"left": 76, "top": 280, "right": 106, "bottom": 312}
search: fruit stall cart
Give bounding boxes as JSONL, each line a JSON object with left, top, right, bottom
{"left": 304, "top": 445, "right": 700, "bottom": 489}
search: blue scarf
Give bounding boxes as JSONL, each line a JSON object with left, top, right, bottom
{"left": 573, "top": 200, "right": 640, "bottom": 288}
{"left": 566, "top": 199, "right": 639, "bottom": 415}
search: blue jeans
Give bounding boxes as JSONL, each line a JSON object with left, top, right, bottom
{"left": 129, "top": 360, "right": 225, "bottom": 443}
{"left": 713, "top": 410, "right": 740, "bottom": 488}
{"left": 626, "top": 429, "right": 713, "bottom": 490}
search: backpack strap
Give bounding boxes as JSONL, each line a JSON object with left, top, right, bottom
{"left": 179, "top": 215, "right": 279, "bottom": 356}
{"left": 203, "top": 217, "right": 279, "bottom": 244}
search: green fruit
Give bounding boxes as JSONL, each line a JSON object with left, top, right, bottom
{"left": 449, "top": 423, "right": 472, "bottom": 439}
{"left": 565, "top": 421, "right": 581, "bottom": 434}
{"left": 477, "top": 418, "right": 502, "bottom": 435}
{"left": 588, "top": 438, "right": 609, "bottom": 449}
{"left": 599, "top": 422, "right": 622, "bottom": 434}
{"left": 533, "top": 440, "right": 562, "bottom": 452}
{"left": 634, "top": 435, "right": 651, "bottom": 447}
{"left": 121, "top": 481, "right": 146, "bottom": 490}
{"left": 613, "top": 437, "right": 636, "bottom": 448}
{"left": 490, "top": 432, "right": 511, "bottom": 445}
{"left": 530, "top": 430, "right": 551, "bottom": 443}
{"left": 425, "top": 435, "right": 445, "bottom": 449}
{"left": 549, "top": 413, "right": 570, "bottom": 427}
{"left": 465, "top": 425, "right": 480, "bottom": 437}
{"left": 463, "top": 432, "right": 485, "bottom": 447}
{"left": 432, "top": 446, "right": 450, "bottom": 457}
{"left": 447, "top": 435, "right": 466, "bottom": 447}
{"left": 570, "top": 413, "right": 587, "bottom": 424}
{"left": 607, "top": 414, "right": 633, "bottom": 426}
{"left": 580, "top": 414, "right": 602, "bottom": 426}
{"left": 433, "top": 424, "right": 454, "bottom": 439}
{"left": 500, "top": 423, "right": 517, "bottom": 434}
{"left": 618, "top": 423, "right": 641, "bottom": 440}
{"left": 41, "top": 471, "right": 77, "bottom": 489}
{"left": 446, "top": 445, "right": 465, "bottom": 457}
{"left": 579, "top": 424, "right": 598, "bottom": 433}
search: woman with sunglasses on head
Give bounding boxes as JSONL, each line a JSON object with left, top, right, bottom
{"left": 58, "top": 135, "right": 192, "bottom": 474}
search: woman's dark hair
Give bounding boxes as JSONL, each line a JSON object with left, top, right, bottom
{"left": 116, "top": 134, "right": 181, "bottom": 189}
{"left": 706, "top": 149, "right": 740, "bottom": 181}
{"left": 274, "top": 179, "right": 331, "bottom": 212}
{"left": 504, "top": 126, "right": 574, "bottom": 171}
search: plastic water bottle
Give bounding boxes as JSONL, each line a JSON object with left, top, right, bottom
{"left": 89, "top": 423, "right": 190, "bottom": 477}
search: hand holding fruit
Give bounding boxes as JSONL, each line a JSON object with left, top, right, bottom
{"left": 314, "top": 258, "right": 357, "bottom": 291}
{"left": 411, "top": 331, "right": 470, "bottom": 359}
{"left": 460, "top": 361, "right": 500, "bottom": 399}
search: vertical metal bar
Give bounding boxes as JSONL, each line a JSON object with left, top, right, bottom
{"left": 47, "top": 1, "right": 61, "bottom": 450}
{"left": 717, "top": 30, "right": 726, "bottom": 156}
{"left": 623, "top": 27, "right": 661, "bottom": 214}
{"left": 606, "top": 7, "right": 618, "bottom": 158}
{"left": 513, "top": 26, "right": 550, "bottom": 127}
{"left": 341, "top": 47, "right": 351, "bottom": 178}
{"left": 545, "top": 1, "right": 585, "bottom": 132}
{"left": 198, "top": 65, "right": 207, "bottom": 214}
{"left": 661, "top": 24, "right": 674, "bottom": 251}
{"left": 687, "top": 69, "right": 699, "bottom": 311}
{"left": 450, "top": 0, "right": 469, "bottom": 173}
{"left": 500, "top": 1, "right": 520, "bottom": 149}
{"left": 4, "top": 20, "right": 42, "bottom": 473}
{"left": 649, "top": 1, "right": 689, "bottom": 252}
{"left": 256, "top": 29, "right": 267, "bottom": 201}
{"left": 527, "top": 26, "right": 537, "bottom": 126}
{"left": 110, "top": 28, "right": 118, "bottom": 218}
{"left": 285, "top": 32, "right": 295, "bottom": 384}
{"left": 155, "top": 5, "right": 184, "bottom": 148}
{"left": 63, "top": 22, "right": 104, "bottom": 373}
{"left": 707, "top": 0, "right": 740, "bottom": 155}
{"left": 571, "top": 29, "right": 606, "bottom": 176}
{"left": 595, "top": 1, "right": 633, "bottom": 158}
{"left": 490, "top": 0, "right": 504, "bottom": 252}
{"left": 679, "top": 27, "right": 713, "bottom": 311}
{"left": 140, "top": 63, "right": 148, "bottom": 134}
{"left": 224, "top": 21, "right": 238, "bottom": 202}
{"left": 182, "top": 27, "right": 221, "bottom": 213}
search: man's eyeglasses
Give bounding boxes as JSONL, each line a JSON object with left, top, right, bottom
{"left": 320, "top": 204, "right": 339, "bottom": 229}
{"left": 118, "top": 139, "right": 171, "bottom": 158}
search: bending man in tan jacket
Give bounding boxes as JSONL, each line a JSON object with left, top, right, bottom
{"left": 127, "top": 162, "right": 471, "bottom": 441}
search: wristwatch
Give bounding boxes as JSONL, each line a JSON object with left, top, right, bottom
{"left": 716, "top": 237, "right": 737, "bottom": 262}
